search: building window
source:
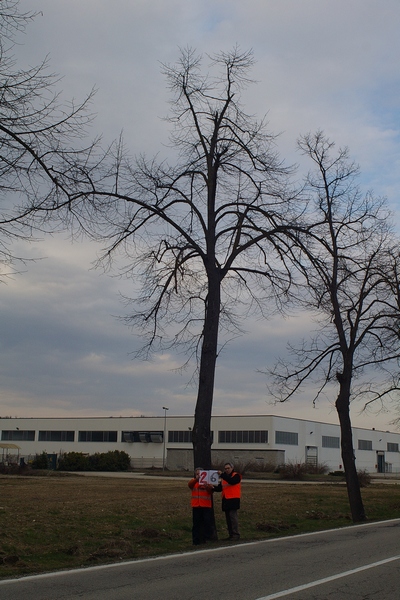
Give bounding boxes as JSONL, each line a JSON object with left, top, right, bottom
{"left": 169, "top": 431, "right": 192, "bottom": 443}
{"left": 322, "top": 435, "right": 340, "bottom": 449}
{"left": 387, "top": 442, "right": 399, "bottom": 453}
{"left": 358, "top": 439, "right": 373, "bottom": 451}
{"left": 275, "top": 431, "right": 298, "bottom": 446}
{"left": 38, "top": 431, "right": 75, "bottom": 442}
{"left": 78, "top": 431, "right": 117, "bottom": 442}
{"left": 1, "top": 430, "right": 35, "bottom": 441}
{"left": 218, "top": 431, "right": 268, "bottom": 444}
{"left": 168, "top": 431, "right": 214, "bottom": 443}
{"left": 122, "top": 431, "right": 163, "bottom": 443}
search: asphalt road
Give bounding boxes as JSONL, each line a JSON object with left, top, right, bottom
{"left": 1, "top": 519, "right": 400, "bottom": 600}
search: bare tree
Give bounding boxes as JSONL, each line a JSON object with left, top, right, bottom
{"left": 368, "top": 246, "right": 400, "bottom": 421}
{"left": 58, "top": 47, "right": 303, "bottom": 468}
{"left": 1, "top": 6, "right": 304, "bottom": 475}
{"left": 0, "top": 0, "right": 96, "bottom": 278}
{"left": 269, "top": 131, "right": 400, "bottom": 522}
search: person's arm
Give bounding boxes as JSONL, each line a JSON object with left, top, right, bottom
{"left": 188, "top": 478, "right": 197, "bottom": 489}
{"left": 220, "top": 472, "right": 241, "bottom": 485}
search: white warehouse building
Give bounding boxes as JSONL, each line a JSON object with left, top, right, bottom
{"left": 1, "top": 414, "right": 400, "bottom": 474}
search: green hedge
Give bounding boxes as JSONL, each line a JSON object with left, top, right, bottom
{"left": 31, "top": 451, "right": 50, "bottom": 469}
{"left": 57, "top": 450, "right": 131, "bottom": 472}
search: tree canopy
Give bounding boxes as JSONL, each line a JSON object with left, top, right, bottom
{"left": 52, "top": 47, "right": 305, "bottom": 466}
{"left": 0, "top": 0, "right": 95, "bottom": 278}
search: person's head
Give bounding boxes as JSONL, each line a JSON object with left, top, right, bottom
{"left": 224, "top": 462, "right": 234, "bottom": 474}
{"left": 194, "top": 467, "right": 203, "bottom": 478}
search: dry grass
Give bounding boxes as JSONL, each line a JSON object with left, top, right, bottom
{"left": 1, "top": 473, "right": 400, "bottom": 579}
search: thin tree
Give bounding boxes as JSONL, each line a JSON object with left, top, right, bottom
{"left": 58, "top": 48, "right": 302, "bottom": 468}
{"left": 0, "top": 0, "right": 96, "bottom": 278}
{"left": 269, "top": 131, "right": 400, "bottom": 522}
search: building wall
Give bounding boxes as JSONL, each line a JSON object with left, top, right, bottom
{"left": 0, "top": 416, "right": 168, "bottom": 468}
{"left": 1, "top": 414, "right": 399, "bottom": 473}
{"left": 167, "top": 448, "right": 285, "bottom": 471}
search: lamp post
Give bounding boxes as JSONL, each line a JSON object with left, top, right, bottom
{"left": 162, "top": 406, "right": 169, "bottom": 470}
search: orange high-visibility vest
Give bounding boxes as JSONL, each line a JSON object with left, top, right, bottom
{"left": 191, "top": 482, "right": 213, "bottom": 508}
{"left": 221, "top": 472, "right": 241, "bottom": 499}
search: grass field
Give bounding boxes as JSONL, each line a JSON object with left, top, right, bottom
{"left": 1, "top": 473, "right": 400, "bottom": 579}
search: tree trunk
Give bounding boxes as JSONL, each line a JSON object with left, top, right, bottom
{"left": 192, "top": 270, "right": 221, "bottom": 469}
{"left": 191, "top": 270, "right": 221, "bottom": 541}
{"left": 336, "top": 377, "right": 366, "bottom": 523}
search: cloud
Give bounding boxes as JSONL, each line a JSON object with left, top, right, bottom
{"left": 1, "top": 0, "right": 400, "bottom": 432}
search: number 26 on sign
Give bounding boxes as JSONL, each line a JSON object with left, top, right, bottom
{"left": 199, "top": 470, "right": 219, "bottom": 485}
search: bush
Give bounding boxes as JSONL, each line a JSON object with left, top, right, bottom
{"left": 0, "top": 462, "right": 27, "bottom": 475}
{"left": 57, "top": 450, "right": 131, "bottom": 472}
{"left": 357, "top": 469, "right": 372, "bottom": 487}
{"left": 88, "top": 451, "right": 131, "bottom": 472}
{"left": 57, "top": 452, "right": 90, "bottom": 471}
{"left": 278, "top": 462, "right": 309, "bottom": 480}
{"left": 31, "top": 451, "right": 50, "bottom": 470}
{"left": 304, "top": 462, "right": 329, "bottom": 475}
{"left": 211, "top": 460, "right": 276, "bottom": 476}
{"left": 277, "top": 461, "right": 329, "bottom": 480}
{"left": 242, "top": 460, "right": 277, "bottom": 474}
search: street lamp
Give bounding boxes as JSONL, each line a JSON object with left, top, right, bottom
{"left": 162, "top": 406, "right": 169, "bottom": 470}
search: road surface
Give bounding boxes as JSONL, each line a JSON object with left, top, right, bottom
{"left": 1, "top": 519, "right": 400, "bottom": 599}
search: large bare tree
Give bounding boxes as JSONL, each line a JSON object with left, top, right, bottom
{"left": 0, "top": 0, "right": 95, "bottom": 278}
{"left": 57, "top": 48, "right": 303, "bottom": 468}
{"left": 269, "top": 131, "right": 400, "bottom": 522}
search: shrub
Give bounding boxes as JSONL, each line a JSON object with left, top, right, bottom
{"left": 0, "top": 462, "right": 28, "bottom": 475}
{"left": 357, "top": 469, "right": 372, "bottom": 487}
{"left": 278, "top": 461, "right": 309, "bottom": 480}
{"left": 211, "top": 460, "right": 276, "bottom": 476}
{"left": 304, "top": 462, "right": 329, "bottom": 475}
{"left": 277, "top": 461, "right": 329, "bottom": 479}
{"left": 88, "top": 451, "right": 131, "bottom": 472}
{"left": 57, "top": 450, "right": 131, "bottom": 472}
{"left": 31, "top": 451, "right": 50, "bottom": 470}
{"left": 57, "top": 452, "right": 90, "bottom": 471}
{"left": 242, "top": 460, "right": 277, "bottom": 474}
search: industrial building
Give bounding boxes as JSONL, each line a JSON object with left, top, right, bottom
{"left": 1, "top": 414, "right": 399, "bottom": 473}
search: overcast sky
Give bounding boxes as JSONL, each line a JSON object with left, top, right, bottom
{"left": 1, "top": 0, "right": 400, "bottom": 430}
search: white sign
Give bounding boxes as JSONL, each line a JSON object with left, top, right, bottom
{"left": 199, "top": 470, "right": 219, "bottom": 485}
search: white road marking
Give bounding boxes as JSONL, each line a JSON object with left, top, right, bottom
{"left": 1, "top": 519, "right": 400, "bottom": 586}
{"left": 255, "top": 554, "right": 400, "bottom": 599}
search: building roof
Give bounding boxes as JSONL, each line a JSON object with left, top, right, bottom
{"left": 0, "top": 443, "right": 21, "bottom": 450}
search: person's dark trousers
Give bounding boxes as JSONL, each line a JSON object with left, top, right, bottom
{"left": 192, "top": 507, "right": 213, "bottom": 545}
{"left": 225, "top": 509, "right": 240, "bottom": 539}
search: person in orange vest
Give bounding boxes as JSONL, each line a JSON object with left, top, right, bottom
{"left": 214, "top": 462, "right": 242, "bottom": 540}
{"left": 188, "top": 467, "right": 215, "bottom": 545}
